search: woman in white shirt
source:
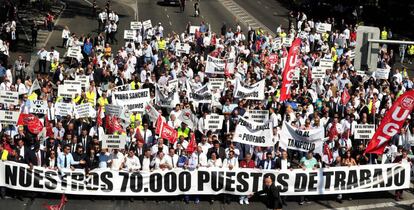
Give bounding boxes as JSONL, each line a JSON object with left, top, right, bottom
{"left": 207, "top": 152, "right": 222, "bottom": 168}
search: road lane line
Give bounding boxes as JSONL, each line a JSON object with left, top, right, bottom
{"left": 169, "top": 21, "right": 172, "bottom": 26}
{"left": 82, "top": 0, "right": 93, "bottom": 6}
{"left": 322, "top": 199, "right": 414, "bottom": 210}
{"left": 167, "top": 14, "right": 170, "bottom": 18}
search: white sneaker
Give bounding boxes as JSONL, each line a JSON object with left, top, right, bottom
{"left": 239, "top": 199, "right": 244, "bottom": 205}
{"left": 244, "top": 198, "right": 249, "bottom": 204}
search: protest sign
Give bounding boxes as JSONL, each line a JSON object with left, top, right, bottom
{"left": 319, "top": 58, "right": 333, "bottom": 72}
{"left": 0, "top": 161, "right": 409, "bottom": 196}
{"left": 101, "top": 135, "right": 127, "bottom": 150}
{"left": 312, "top": 66, "right": 325, "bottom": 79}
{"left": 234, "top": 79, "right": 265, "bottom": 100}
{"left": 66, "top": 47, "right": 81, "bottom": 58}
{"left": 205, "top": 55, "right": 235, "bottom": 75}
{"left": 244, "top": 110, "right": 269, "bottom": 124}
{"left": 374, "top": 68, "right": 390, "bottom": 80}
{"left": 0, "top": 110, "right": 20, "bottom": 125}
{"left": 282, "top": 37, "right": 293, "bottom": 47}
{"left": 142, "top": 20, "right": 152, "bottom": 30}
{"left": 271, "top": 38, "right": 282, "bottom": 51}
{"left": 208, "top": 78, "right": 225, "bottom": 90}
{"left": 175, "top": 43, "right": 191, "bottom": 56}
{"left": 29, "top": 100, "right": 48, "bottom": 114}
{"left": 55, "top": 102, "right": 73, "bottom": 117}
{"left": 316, "top": 23, "right": 332, "bottom": 33}
{"left": 130, "top": 21, "right": 142, "bottom": 30}
{"left": 279, "top": 122, "right": 325, "bottom": 154}
{"left": 74, "top": 103, "right": 95, "bottom": 119}
{"left": 204, "top": 114, "right": 224, "bottom": 130}
{"left": 124, "top": 30, "right": 136, "bottom": 40}
{"left": 0, "top": 91, "right": 19, "bottom": 105}
{"left": 105, "top": 104, "right": 123, "bottom": 116}
{"left": 155, "top": 85, "right": 180, "bottom": 108}
{"left": 189, "top": 26, "right": 200, "bottom": 34}
{"left": 75, "top": 75, "right": 90, "bottom": 89}
{"left": 233, "top": 117, "right": 274, "bottom": 147}
{"left": 58, "top": 84, "right": 81, "bottom": 98}
{"left": 112, "top": 89, "right": 151, "bottom": 112}
{"left": 353, "top": 124, "right": 375, "bottom": 139}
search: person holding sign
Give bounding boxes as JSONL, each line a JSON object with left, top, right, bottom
{"left": 249, "top": 176, "right": 283, "bottom": 210}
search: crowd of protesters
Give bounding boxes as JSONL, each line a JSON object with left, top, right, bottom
{"left": 0, "top": 0, "right": 414, "bottom": 207}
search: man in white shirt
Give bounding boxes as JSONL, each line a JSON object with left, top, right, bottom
{"left": 198, "top": 137, "right": 211, "bottom": 155}
{"left": 140, "top": 149, "right": 153, "bottom": 172}
{"left": 110, "top": 149, "right": 124, "bottom": 171}
{"left": 151, "top": 139, "right": 169, "bottom": 156}
{"left": 188, "top": 146, "right": 208, "bottom": 169}
{"left": 125, "top": 149, "right": 141, "bottom": 172}
{"left": 223, "top": 150, "right": 239, "bottom": 169}
{"left": 37, "top": 47, "right": 48, "bottom": 73}
{"left": 164, "top": 148, "right": 179, "bottom": 169}
{"left": 154, "top": 151, "right": 169, "bottom": 170}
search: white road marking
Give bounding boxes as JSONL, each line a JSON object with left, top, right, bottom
{"left": 167, "top": 14, "right": 170, "bottom": 18}
{"left": 44, "top": 3, "right": 66, "bottom": 47}
{"left": 169, "top": 21, "right": 172, "bottom": 26}
{"left": 82, "top": 0, "right": 93, "bottom": 6}
{"left": 322, "top": 199, "right": 414, "bottom": 210}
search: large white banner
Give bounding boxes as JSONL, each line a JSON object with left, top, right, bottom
{"left": 0, "top": 110, "right": 20, "bottom": 125}
{"left": 112, "top": 89, "right": 151, "bottom": 112}
{"left": 0, "top": 161, "right": 409, "bottom": 196}
{"left": 234, "top": 80, "right": 266, "bottom": 100}
{"left": 233, "top": 117, "right": 274, "bottom": 147}
{"left": 279, "top": 122, "right": 325, "bottom": 154}
{"left": 205, "top": 56, "right": 235, "bottom": 75}
{"left": 0, "top": 91, "right": 19, "bottom": 105}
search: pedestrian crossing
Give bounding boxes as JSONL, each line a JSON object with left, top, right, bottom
{"left": 217, "top": 0, "right": 275, "bottom": 37}
{"left": 36, "top": 30, "right": 50, "bottom": 46}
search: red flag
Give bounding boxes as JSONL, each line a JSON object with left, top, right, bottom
{"left": 187, "top": 133, "right": 197, "bottom": 154}
{"left": 105, "top": 115, "right": 112, "bottom": 133}
{"left": 160, "top": 122, "right": 178, "bottom": 144}
{"left": 17, "top": 113, "right": 44, "bottom": 134}
{"left": 112, "top": 116, "right": 125, "bottom": 134}
{"left": 155, "top": 115, "right": 163, "bottom": 134}
{"left": 365, "top": 90, "right": 414, "bottom": 154}
{"left": 45, "top": 114, "right": 53, "bottom": 138}
{"left": 135, "top": 128, "right": 144, "bottom": 144}
{"left": 43, "top": 194, "right": 67, "bottom": 210}
{"left": 96, "top": 106, "right": 103, "bottom": 127}
{"left": 341, "top": 88, "right": 351, "bottom": 105}
{"left": 328, "top": 123, "right": 339, "bottom": 141}
{"left": 280, "top": 38, "right": 301, "bottom": 101}
{"left": 323, "top": 143, "right": 333, "bottom": 164}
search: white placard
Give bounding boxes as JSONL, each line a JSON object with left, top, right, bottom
{"left": 130, "top": 21, "right": 142, "bottom": 30}
{"left": 0, "top": 91, "right": 19, "bottom": 105}
{"left": 233, "top": 79, "right": 266, "bottom": 100}
{"left": 55, "top": 102, "right": 73, "bottom": 117}
{"left": 29, "top": 100, "right": 48, "bottom": 114}
{"left": 189, "top": 26, "right": 200, "bottom": 34}
{"left": 374, "top": 68, "right": 390, "bottom": 80}
{"left": 102, "top": 134, "right": 127, "bottom": 150}
{"left": 75, "top": 75, "right": 90, "bottom": 89}
{"left": 244, "top": 110, "right": 269, "bottom": 124}
{"left": 272, "top": 38, "right": 282, "bottom": 51}
{"left": 74, "top": 103, "right": 95, "bottom": 119}
{"left": 175, "top": 43, "right": 191, "bottom": 56}
{"left": 353, "top": 124, "right": 375, "bottom": 139}
{"left": 292, "top": 67, "right": 300, "bottom": 80}
{"left": 319, "top": 58, "right": 333, "bottom": 71}
{"left": 279, "top": 122, "right": 325, "bottom": 154}
{"left": 282, "top": 37, "right": 293, "bottom": 47}
{"left": 142, "top": 20, "right": 152, "bottom": 30}
{"left": 316, "top": 23, "right": 332, "bottom": 33}
{"left": 208, "top": 78, "right": 225, "bottom": 90}
{"left": 58, "top": 84, "right": 81, "bottom": 98}
{"left": 105, "top": 104, "right": 123, "bottom": 116}
{"left": 312, "top": 66, "right": 325, "bottom": 79}
{"left": 204, "top": 114, "right": 224, "bottom": 130}
{"left": 124, "top": 30, "right": 136, "bottom": 40}
{"left": 67, "top": 47, "right": 81, "bottom": 58}
{"left": 0, "top": 110, "right": 20, "bottom": 125}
